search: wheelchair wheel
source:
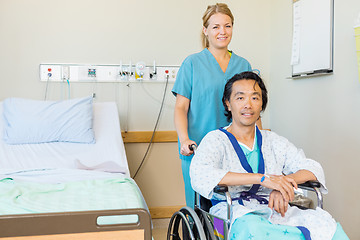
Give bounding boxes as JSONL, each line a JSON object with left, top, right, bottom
{"left": 167, "top": 206, "right": 206, "bottom": 240}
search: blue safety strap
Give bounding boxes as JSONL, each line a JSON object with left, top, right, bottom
{"left": 296, "top": 226, "right": 312, "bottom": 240}
{"left": 218, "top": 127, "right": 265, "bottom": 194}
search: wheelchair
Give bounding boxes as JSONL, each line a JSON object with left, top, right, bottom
{"left": 167, "top": 181, "right": 322, "bottom": 240}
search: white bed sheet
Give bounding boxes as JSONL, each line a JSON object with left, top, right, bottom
{"left": 0, "top": 101, "right": 130, "bottom": 177}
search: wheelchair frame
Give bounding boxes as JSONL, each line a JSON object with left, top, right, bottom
{"left": 167, "top": 181, "right": 322, "bottom": 240}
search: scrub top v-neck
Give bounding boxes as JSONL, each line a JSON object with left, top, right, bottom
{"left": 172, "top": 48, "right": 251, "bottom": 161}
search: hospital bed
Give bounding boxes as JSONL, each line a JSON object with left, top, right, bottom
{"left": 0, "top": 97, "right": 151, "bottom": 239}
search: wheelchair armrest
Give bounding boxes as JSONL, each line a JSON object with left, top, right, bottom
{"left": 214, "top": 185, "right": 228, "bottom": 194}
{"left": 298, "top": 180, "right": 321, "bottom": 189}
{"left": 213, "top": 185, "right": 232, "bottom": 220}
{"left": 195, "top": 185, "right": 229, "bottom": 212}
{"left": 297, "top": 180, "right": 323, "bottom": 209}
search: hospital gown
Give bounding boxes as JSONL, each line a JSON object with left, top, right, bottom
{"left": 190, "top": 128, "right": 345, "bottom": 240}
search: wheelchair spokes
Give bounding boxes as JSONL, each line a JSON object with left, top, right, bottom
{"left": 167, "top": 207, "right": 206, "bottom": 240}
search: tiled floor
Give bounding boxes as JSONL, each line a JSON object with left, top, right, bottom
{"left": 152, "top": 218, "right": 170, "bottom": 240}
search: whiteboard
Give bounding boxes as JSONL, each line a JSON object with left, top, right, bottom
{"left": 291, "top": 0, "right": 334, "bottom": 77}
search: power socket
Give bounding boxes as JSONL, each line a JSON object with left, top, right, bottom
{"left": 156, "top": 66, "right": 179, "bottom": 82}
{"left": 40, "top": 64, "right": 61, "bottom": 81}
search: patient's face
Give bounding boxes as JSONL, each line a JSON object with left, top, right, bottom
{"left": 226, "top": 79, "right": 262, "bottom": 128}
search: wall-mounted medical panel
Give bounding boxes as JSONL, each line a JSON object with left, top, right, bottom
{"left": 39, "top": 64, "right": 179, "bottom": 83}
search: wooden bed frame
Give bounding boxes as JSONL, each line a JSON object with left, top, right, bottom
{"left": 0, "top": 208, "right": 152, "bottom": 240}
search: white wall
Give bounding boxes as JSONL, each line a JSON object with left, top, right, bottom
{"left": 0, "top": 0, "right": 271, "bottom": 129}
{"left": 268, "top": 1, "right": 360, "bottom": 239}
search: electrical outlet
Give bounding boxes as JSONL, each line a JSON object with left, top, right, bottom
{"left": 40, "top": 64, "right": 62, "bottom": 81}
{"left": 156, "top": 66, "right": 179, "bottom": 82}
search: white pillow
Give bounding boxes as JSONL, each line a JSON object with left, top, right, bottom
{"left": 2, "top": 96, "right": 95, "bottom": 144}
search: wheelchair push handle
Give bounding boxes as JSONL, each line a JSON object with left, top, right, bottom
{"left": 189, "top": 144, "right": 197, "bottom": 152}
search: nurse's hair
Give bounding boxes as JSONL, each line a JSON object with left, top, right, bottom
{"left": 222, "top": 71, "right": 268, "bottom": 123}
{"left": 202, "top": 3, "right": 234, "bottom": 49}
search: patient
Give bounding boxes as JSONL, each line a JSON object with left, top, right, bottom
{"left": 190, "top": 72, "right": 348, "bottom": 240}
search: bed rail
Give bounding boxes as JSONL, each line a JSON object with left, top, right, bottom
{"left": 0, "top": 208, "right": 151, "bottom": 240}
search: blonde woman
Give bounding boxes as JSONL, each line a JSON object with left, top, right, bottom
{"left": 172, "top": 3, "right": 252, "bottom": 208}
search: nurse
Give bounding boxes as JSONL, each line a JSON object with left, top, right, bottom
{"left": 172, "top": 3, "right": 252, "bottom": 208}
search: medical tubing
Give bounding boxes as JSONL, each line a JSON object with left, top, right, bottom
{"left": 44, "top": 73, "right": 51, "bottom": 100}
{"left": 132, "top": 75, "right": 169, "bottom": 179}
{"left": 125, "top": 83, "right": 131, "bottom": 133}
{"left": 92, "top": 79, "right": 97, "bottom": 99}
{"left": 62, "top": 78, "right": 71, "bottom": 100}
{"left": 140, "top": 77, "right": 173, "bottom": 108}
{"left": 67, "top": 79, "right": 71, "bottom": 99}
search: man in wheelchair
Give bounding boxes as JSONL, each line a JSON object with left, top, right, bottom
{"left": 189, "top": 72, "right": 348, "bottom": 239}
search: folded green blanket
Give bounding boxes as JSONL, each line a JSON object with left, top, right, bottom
{"left": 0, "top": 177, "right": 146, "bottom": 224}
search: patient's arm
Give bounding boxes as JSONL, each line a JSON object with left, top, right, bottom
{"left": 268, "top": 170, "right": 317, "bottom": 217}
{"left": 268, "top": 190, "right": 288, "bottom": 217}
{"left": 219, "top": 172, "right": 297, "bottom": 202}
{"left": 263, "top": 170, "right": 316, "bottom": 210}
{"left": 286, "top": 169, "right": 317, "bottom": 184}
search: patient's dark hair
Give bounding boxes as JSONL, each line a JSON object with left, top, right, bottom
{"left": 222, "top": 71, "right": 268, "bottom": 122}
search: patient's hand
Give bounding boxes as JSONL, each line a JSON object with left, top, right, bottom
{"left": 260, "top": 174, "right": 297, "bottom": 202}
{"left": 268, "top": 190, "right": 288, "bottom": 217}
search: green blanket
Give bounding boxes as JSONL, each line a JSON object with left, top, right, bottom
{"left": 0, "top": 177, "right": 146, "bottom": 224}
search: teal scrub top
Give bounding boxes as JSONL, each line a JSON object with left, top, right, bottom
{"left": 239, "top": 135, "right": 260, "bottom": 173}
{"left": 172, "top": 48, "right": 252, "bottom": 160}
